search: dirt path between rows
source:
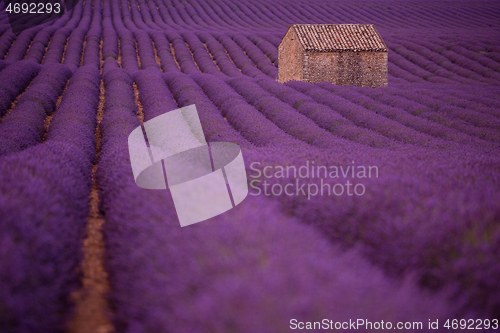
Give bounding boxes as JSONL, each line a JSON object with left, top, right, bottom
{"left": 67, "top": 36, "right": 114, "bottom": 333}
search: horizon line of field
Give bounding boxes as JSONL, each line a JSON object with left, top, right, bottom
{"left": 0, "top": 0, "right": 499, "bottom": 84}
{"left": 2, "top": 0, "right": 500, "bottom": 33}
{"left": 0, "top": 23, "right": 498, "bottom": 82}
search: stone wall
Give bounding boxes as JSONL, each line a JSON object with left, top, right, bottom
{"left": 359, "top": 52, "right": 388, "bottom": 87}
{"left": 302, "top": 51, "right": 387, "bottom": 88}
{"left": 278, "top": 28, "right": 305, "bottom": 83}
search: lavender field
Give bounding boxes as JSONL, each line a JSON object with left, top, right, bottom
{"left": 0, "top": 0, "right": 499, "bottom": 332}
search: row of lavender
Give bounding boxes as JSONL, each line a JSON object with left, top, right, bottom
{"left": 0, "top": 66, "right": 100, "bottom": 332}
{"left": 0, "top": 0, "right": 103, "bottom": 332}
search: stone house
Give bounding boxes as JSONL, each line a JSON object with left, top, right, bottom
{"left": 278, "top": 24, "right": 388, "bottom": 88}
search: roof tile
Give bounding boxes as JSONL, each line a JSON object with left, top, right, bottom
{"left": 292, "top": 24, "right": 387, "bottom": 52}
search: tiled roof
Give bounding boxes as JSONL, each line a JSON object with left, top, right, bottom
{"left": 291, "top": 24, "right": 387, "bottom": 52}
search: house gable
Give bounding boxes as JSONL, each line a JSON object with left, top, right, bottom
{"left": 278, "top": 24, "right": 388, "bottom": 87}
